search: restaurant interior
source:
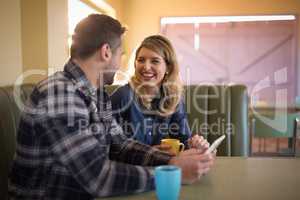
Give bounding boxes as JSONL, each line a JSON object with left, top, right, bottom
{"left": 1, "top": 0, "right": 300, "bottom": 199}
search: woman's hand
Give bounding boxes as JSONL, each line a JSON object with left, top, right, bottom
{"left": 188, "top": 135, "right": 210, "bottom": 153}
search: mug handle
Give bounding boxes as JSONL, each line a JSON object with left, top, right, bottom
{"left": 179, "top": 143, "right": 185, "bottom": 152}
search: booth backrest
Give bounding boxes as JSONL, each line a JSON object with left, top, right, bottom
{"left": 183, "top": 85, "right": 248, "bottom": 156}
{"left": 0, "top": 84, "right": 34, "bottom": 200}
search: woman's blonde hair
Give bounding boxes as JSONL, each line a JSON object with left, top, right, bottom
{"left": 130, "top": 35, "right": 183, "bottom": 116}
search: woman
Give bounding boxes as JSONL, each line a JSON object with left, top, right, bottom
{"left": 111, "top": 35, "right": 208, "bottom": 153}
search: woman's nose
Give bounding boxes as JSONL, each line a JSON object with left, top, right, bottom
{"left": 143, "top": 61, "right": 151, "bottom": 70}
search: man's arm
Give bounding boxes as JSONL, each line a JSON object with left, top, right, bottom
{"left": 108, "top": 118, "right": 173, "bottom": 166}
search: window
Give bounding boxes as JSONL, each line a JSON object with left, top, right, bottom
{"left": 161, "top": 15, "right": 297, "bottom": 107}
{"left": 68, "top": 0, "right": 101, "bottom": 47}
{"left": 161, "top": 15, "right": 299, "bottom": 156}
{"left": 68, "top": 0, "right": 115, "bottom": 47}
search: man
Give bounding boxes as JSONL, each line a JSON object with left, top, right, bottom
{"left": 9, "top": 14, "right": 215, "bottom": 199}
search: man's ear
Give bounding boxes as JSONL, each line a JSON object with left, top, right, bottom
{"left": 99, "top": 43, "right": 112, "bottom": 61}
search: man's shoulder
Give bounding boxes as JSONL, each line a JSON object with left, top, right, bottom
{"left": 26, "top": 71, "right": 89, "bottom": 119}
{"left": 35, "top": 71, "right": 77, "bottom": 96}
{"left": 28, "top": 71, "right": 82, "bottom": 108}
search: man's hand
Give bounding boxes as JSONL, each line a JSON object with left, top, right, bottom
{"left": 168, "top": 149, "right": 215, "bottom": 184}
{"left": 188, "top": 135, "right": 209, "bottom": 153}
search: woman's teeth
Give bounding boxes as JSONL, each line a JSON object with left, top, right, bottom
{"left": 142, "top": 73, "right": 155, "bottom": 78}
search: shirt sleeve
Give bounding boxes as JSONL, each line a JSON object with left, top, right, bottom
{"left": 35, "top": 88, "right": 171, "bottom": 197}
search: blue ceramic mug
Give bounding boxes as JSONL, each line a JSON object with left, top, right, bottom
{"left": 154, "top": 165, "right": 181, "bottom": 200}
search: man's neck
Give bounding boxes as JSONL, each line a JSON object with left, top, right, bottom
{"left": 72, "top": 58, "right": 102, "bottom": 88}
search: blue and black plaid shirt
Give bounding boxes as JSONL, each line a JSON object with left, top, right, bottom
{"left": 8, "top": 60, "right": 172, "bottom": 200}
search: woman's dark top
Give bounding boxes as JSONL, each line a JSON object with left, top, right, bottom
{"left": 110, "top": 84, "right": 191, "bottom": 145}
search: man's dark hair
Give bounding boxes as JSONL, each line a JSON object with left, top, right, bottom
{"left": 70, "top": 14, "right": 126, "bottom": 60}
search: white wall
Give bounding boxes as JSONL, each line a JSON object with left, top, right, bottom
{"left": 47, "top": 0, "right": 69, "bottom": 74}
{"left": 0, "top": 0, "right": 22, "bottom": 86}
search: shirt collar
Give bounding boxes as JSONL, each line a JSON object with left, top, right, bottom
{"left": 64, "top": 59, "right": 97, "bottom": 97}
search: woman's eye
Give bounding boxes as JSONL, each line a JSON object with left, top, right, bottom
{"left": 152, "top": 60, "right": 160, "bottom": 64}
{"left": 137, "top": 58, "right": 145, "bottom": 63}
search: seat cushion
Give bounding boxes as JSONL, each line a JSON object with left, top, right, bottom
{"left": 0, "top": 84, "right": 34, "bottom": 200}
